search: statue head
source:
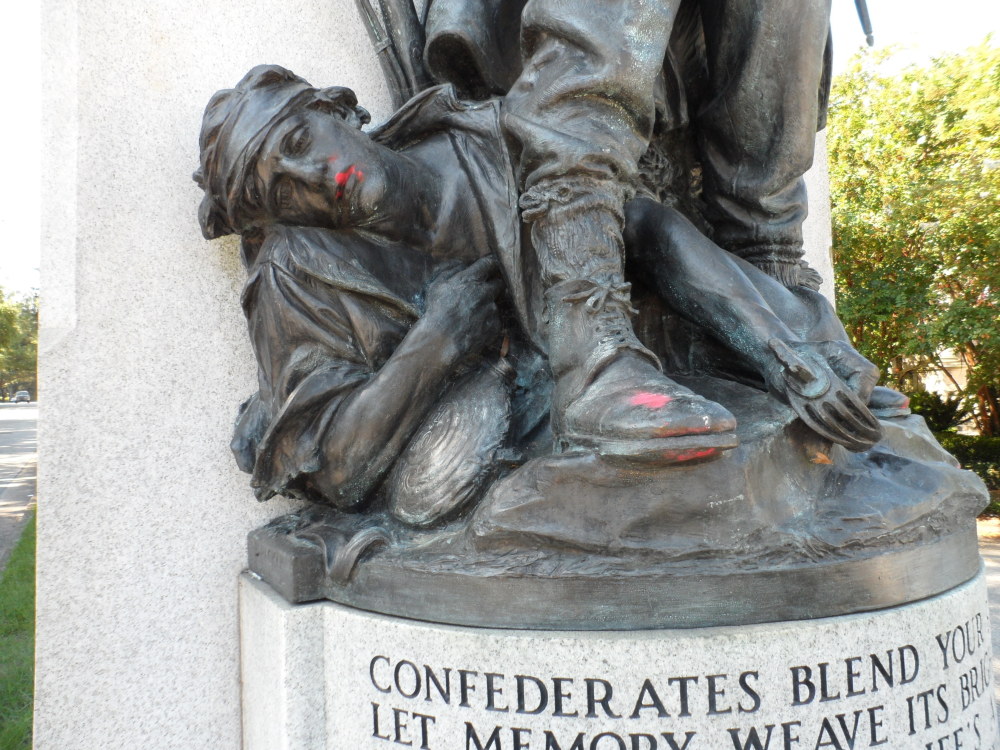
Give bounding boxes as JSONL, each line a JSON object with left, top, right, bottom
{"left": 194, "top": 65, "right": 377, "bottom": 239}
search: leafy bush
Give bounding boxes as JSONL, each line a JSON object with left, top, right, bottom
{"left": 935, "top": 433, "right": 1000, "bottom": 490}
{"left": 829, "top": 45, "right": 1000, "bottom": 409}
{"left": 907, "top": 391, "right": 970, "bottom": 433}
{"left": 982, "top": 494, "right": 1000, "bottom": 518}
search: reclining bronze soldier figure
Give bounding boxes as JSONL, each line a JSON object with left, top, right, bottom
{"left": 195, "top": 65, "right": 895, "bottom": 526}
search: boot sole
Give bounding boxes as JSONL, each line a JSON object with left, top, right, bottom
{"left": 561, "top": 431, "right": 739, "bottom": 465}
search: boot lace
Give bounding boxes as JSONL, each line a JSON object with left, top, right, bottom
{"left": 562, "top": 282, "right": 638, "bottom": 348}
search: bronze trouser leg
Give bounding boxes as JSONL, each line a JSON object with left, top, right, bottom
{"left": 503, "top": 0, "right": 677, "bottom": 286}
{"left": 500, "top": 0, "right": 741, "bottom": 462}
{"left": 695, "top": 0, "right": 832, "bottom": 284}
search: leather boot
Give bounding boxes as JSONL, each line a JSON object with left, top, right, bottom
{"left": 546, "top": 279, "right": 738, "bottom": 464}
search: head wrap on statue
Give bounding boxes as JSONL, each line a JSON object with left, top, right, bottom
{"left": 193, "top": 64, "right": 369, "bottom": 239}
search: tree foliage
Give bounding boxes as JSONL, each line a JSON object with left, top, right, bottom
{"left": 828, "top": 41, "right": 1000, "bottom": 433}
{"left": 0, "top": 291, "right": 18, "bottom": 353}
{"left": 0, "top": 288, "right": 37, "bottom": 399}
{"left": 906, "top": 390, "right": 970, "bottom": 433}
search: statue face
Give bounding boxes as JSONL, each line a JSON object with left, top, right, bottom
{"left": 253, "top": 105, "right": 392, "bottom": 230}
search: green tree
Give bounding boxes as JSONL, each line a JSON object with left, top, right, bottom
{"left": 828, "top": 41, "right": 1000, "bottom": 434}
{"left": 0, "top": 289, "right": 37, "bottom": 400}
{"left": 0, "top": 291, "right": 18, "bottom": 353}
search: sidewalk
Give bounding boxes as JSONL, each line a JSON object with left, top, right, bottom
{"left": 977, "top": 520, "right": 1000, "bottom": 708}
{"left": 0, "top": 404, "right": 37, "bottom": 573}
{"left": 0, "top": 465, "right": 35, "bottom": 573}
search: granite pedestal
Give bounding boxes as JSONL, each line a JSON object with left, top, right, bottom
{"left": 241, "top": 571, "right": 997, "bottom": 750}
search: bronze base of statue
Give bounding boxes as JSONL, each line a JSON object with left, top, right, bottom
{"left": 247, "top": 378, "right": 987, "bottom": 630}
{"left": 249, "top": 524, "right": 980, "bottom": 629}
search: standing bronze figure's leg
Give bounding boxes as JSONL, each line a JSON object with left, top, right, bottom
{"left": 503, "top": 0, "right": 738, "bottom": 464}
{"left": 696, "top": 0, "right": 832, "bottom": 287}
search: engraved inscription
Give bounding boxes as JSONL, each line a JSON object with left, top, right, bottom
{"left": 337, "top": 607, "right": 998, "bottom": 749}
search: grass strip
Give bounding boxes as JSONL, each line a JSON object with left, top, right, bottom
{"left": 0, "top": 514, "right": 35, "bottom": 750}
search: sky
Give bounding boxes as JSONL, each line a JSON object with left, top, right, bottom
{"left": 0, "top": 4, "right": 41, "bottom": 299}
{"left": 829, "top": 0, "right": 1000, "bottom": 74}
{"left": 0, "top": 1, "right": 997, "bottom": 298}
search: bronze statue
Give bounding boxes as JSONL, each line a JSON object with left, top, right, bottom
{"left": 194, "top": 32, "right": 985, "bottom": 626}
{"left": 195, "top": 63, "right": 894, "bottom": 509}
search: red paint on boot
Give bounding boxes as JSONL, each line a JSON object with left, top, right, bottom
{"left": 630, "top": 392, "right": 672, "bottom": 409}
{"left": 672, "top": 447, "right": 717, "bottom": 462}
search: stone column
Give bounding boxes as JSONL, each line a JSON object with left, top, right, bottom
{"left": 37, "top": 1, "right": 391, "bottom": 746}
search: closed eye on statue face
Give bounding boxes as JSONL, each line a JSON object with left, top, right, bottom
{"left": 280, "top": 122, "right": 311, "bottom": 157}
{"left": 244, "top": 178, "right": 264, "bottom": 218}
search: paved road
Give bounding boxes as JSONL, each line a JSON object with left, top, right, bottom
{"left": 979, "top": 534, "right": 1000, "bottom": 708}
{"left": 0, "top": 402, "right": 37, "bottom": 573}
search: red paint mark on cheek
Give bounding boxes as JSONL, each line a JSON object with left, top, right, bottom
{"left": 630, "top": 392, "right": 672, "bottom": 409}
